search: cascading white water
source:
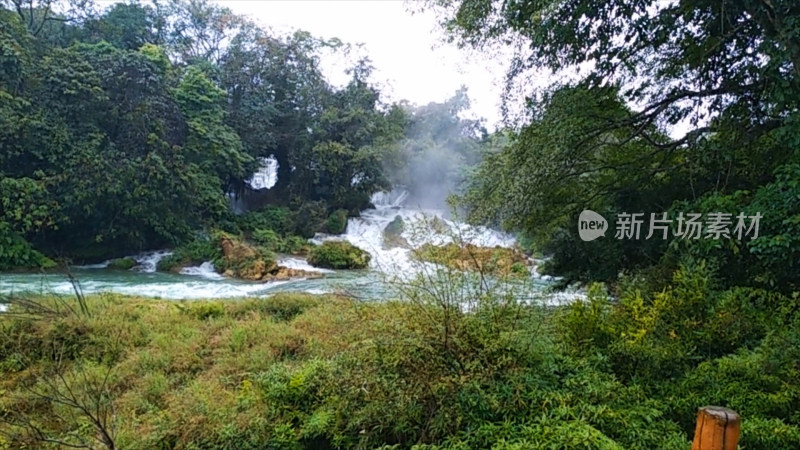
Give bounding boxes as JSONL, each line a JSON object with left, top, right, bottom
{"left": 133, "top": 250, "right": 173, "bottom": 273}
{"left": 278, "top": 256, "right": 334, "bottom": 273}
{"left": 76, "top": 260, "right": 111, "bottom": 269}
{"left": 1, "top": 189, "right": 578, "bottom": 302}
{"left": 247, "top": 157, "right": 278, "bottom": 190}
{"left": 179, "top": 261, "right": 224, "bottom": 280}
{"left": 313, "top": 189, "right": 521, "bottom": 277}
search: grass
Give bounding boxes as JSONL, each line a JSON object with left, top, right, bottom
{"left": 0, "top": 293, "right": 417, "bottom": 448}
{"left": 1, "top": 267, "right": 799, "bottom": 449}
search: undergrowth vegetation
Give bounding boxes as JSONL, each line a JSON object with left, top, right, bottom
{"left": 415, "top": 243, "right": 530, "bottom": 277}
{"left": 1, "top": 261, "right": 798, "bottom": 448}
{"left": 307, "top": 241, "right": 371, "bottom": 270}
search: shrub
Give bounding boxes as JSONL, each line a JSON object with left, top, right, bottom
{"left": 229, "top": 294, "right": 322, "bottom": 322}
{"left": 181, "top": 301, "right": 225, "bottom": 320}
{"left": 236, "top": 206, "right": 294, "bottom": 235}
{"left": 108, "top": 257, "right": 136, "bottom": 270}
{"left": 252, "top": 228, "right": 282, "bottom": 251}
{"left": 307, "top": 241, "right": 370, "bottom": 269}
{"left": 293, "top": 201, "right": 327, "bottom": 238}
{"left": 280, "top": 236, "right": 314, "bottom": 256}
{"left": 0, "top": 226, "right": 56, "bottom": 270}
{"left": 326, "top": 209, "right": 349, "bottom": 234}
{"left": 157, "top": 237, "right": 221, "bottom": 272}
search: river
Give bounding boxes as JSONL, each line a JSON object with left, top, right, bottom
{"left": 0, "top": 191, "right": 581, "bottom": 304}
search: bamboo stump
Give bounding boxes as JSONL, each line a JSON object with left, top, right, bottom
{"left": 692, "top": 406, "right": 740, "bottom": 450}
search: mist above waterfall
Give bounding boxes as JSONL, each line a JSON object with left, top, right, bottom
{"left": 385, "top": 88, "right": 486, "bottom": 213}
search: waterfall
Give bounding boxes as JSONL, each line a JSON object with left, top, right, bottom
{"left": 133, "top": 250, "right": 173, "bottom": 273}
{"left": 179, "top": 261, "right": 224, "bottom": 280}
{"left": 313, "top": 189, "right": 519, "bottom": 277}
{"left": 247, "top": 156, "right": 278, "bottom": 190}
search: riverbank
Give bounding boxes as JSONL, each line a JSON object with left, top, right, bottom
{"left": 2, "top": 271, "right": 798, "bottom": 448}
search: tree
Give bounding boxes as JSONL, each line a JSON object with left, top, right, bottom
{"left": 83, "top": 2, "right": 160, "bottom": 50}
{"left": 0, "top": 0, "right": 94, "bottom": 37}
{"left": 428, "top": 0, "right": 800, "bottom": 290}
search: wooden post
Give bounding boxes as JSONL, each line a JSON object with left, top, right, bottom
{"left": 692, "top": 406, "right": 740, "bottom": 450}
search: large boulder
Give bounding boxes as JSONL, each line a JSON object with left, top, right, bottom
{"left": 382, "top": 215, "right": 408, "bottom": 249}
{"left": 108, "top": 257, "right": 137, "bottom": 270}
{"left": 216, "top": 233, "right": 278, "bottom": 281}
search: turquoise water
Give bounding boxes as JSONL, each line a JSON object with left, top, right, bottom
{"left": 0, "top": 265, "right": 391, "bottom": 300}
{"left": 0, "top": 193, "right": 579, "bottom": 304}
{"left": 0, "top": 265, "right": 579, "bottom": 307}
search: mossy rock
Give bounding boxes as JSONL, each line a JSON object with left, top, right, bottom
{"left": 108, "top": 257, "right": 137, "bottom": 270}
{"left": 215, "top": 232, "right": 278, "bottom": 280}
{"left": 415, "top": 243, "right": 530, "bottom": 277}
{"left": 383, "top": 215, "right": 408, "bottom": 249}
{"left": 307, "top": 241, "right": 371, "bottom": 270}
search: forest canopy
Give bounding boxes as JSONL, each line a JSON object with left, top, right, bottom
{"left": 425, "top": 0, "right": 800, "bottom": 293}
{"left": 0, "top": 0, "right": 486, "bottom": 266}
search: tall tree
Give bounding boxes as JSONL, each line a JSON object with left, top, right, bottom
{"left": 428, "top": 0, "right": 800, "bottom": 290}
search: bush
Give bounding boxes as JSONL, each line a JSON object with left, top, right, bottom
{"left": 326, "top": 209, "right": 349, "bottom": 234}
{"left": 251, "top": 229, "right": 313, "bottom": 256}
{"left": 293, "top": 201, "right": 327, "bottom": 238}
{"left": 307, "top": 241, "right": 370, "bottom": 269}
{"left": 229, "top": 294, "right": 322, "bottom": 322}
{"left": 108, "top": 257, "right": 137, "bottom": 270}
{"left": 252, "top": 228, "right": 282, "bottom": 251}
{"left": 181, "top": 301, "right": 225, "bottom": 320}
{"left": 157, "top": 236, "right": 221, "bottom": 272}
{"left": 236, "top": 206, "right": 294, "bottom": 235}
{"left": 280, "top": 236, "right": 314, "bottom": 256}
{"left": 0, "top": 226, "right": 56, "bottom": 270}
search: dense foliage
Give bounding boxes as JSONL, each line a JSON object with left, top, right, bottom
{"left": 307, "top": 240, "right": 371, "bottom": 270}
{"left": 2, "top": 263, "right": 800, "bottom": 448}
{"left": 431, "top": 0, "right": 800, "bottom": 294}
{"left": 3, "top": 0, "right": 800, "bottom": 448}
{"left": 0, "top": 0, "right": 488, "bottom": 267}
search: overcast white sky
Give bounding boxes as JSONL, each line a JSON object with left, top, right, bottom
{"left": 212, "top": 1, "right": 508, "bottom": 128}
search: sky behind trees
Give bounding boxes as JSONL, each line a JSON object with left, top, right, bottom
{"left": 206, "top": 0, "right": 509, "bottom": 129}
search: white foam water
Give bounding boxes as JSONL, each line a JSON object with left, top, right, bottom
{"left": 75, "top": 261, "right": 111, "bottom": 269}
{"left": 179, "top": 261, "right": 225, "bottom": 280}
{"left": 313, "top": 190, "right": 519, "bottom": 278}
{"left": 133, "top": 250, "right": 173, "bottom": 273}
{"left": 277, "top": 256, "right": 334, "bottom": 273}
{"left": 0, "top": 189, "right": 578, "bottom": 303}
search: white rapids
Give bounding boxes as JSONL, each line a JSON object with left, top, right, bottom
{"left": 0, "top": 189, "right": 581, "bottom": 303}
{"left": 312, "top": 190, "right": 518, "bottom": 278}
